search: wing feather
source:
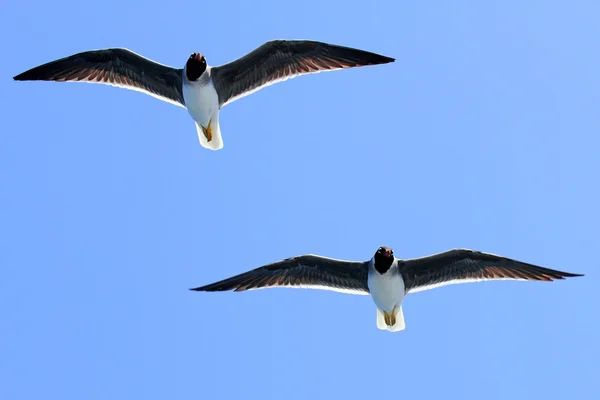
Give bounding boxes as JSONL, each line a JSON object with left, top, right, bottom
{"left": 13, "top": 48, "right": 185, "bottom": 107}
{"left": 400, "top": 249, "right": 583, "bottom": 294}
{"left": 191, "top": 254, "right": 370, "bottom": 295}
{"left": 211, "top": 40, "right": 394, "bottom": 107}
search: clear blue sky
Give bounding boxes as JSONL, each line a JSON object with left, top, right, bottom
{"left": 1, "top": 1, "right": 598, "bottom": 399}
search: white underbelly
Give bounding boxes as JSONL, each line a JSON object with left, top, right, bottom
{"left": 183, "top": 81, "right": 219, "bottom": 127}
{"left": 368, "top": 272, "right": 406, "bottom": 312}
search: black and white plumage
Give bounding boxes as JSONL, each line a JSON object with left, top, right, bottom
{"left": 191, "top": 247, "right": 583, "bottom": 332}
{"left": 194, "top": 254, "right": 370, "bottom": 295}
{"left": 13, "top": 40, "right": 395, "bottom": 151}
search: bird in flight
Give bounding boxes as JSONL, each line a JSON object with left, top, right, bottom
{"left": 13, "top": 40, "right": 395, "bottom": 151}
{"left": 191, "top": 247, "right": 583, "bottom": 332}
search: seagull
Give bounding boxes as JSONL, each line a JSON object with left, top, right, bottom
{"left": 191, "top": 247, "right": 583, "bottom": 332}
{"left": 12, "top": 40, "right": 394, "bottom": 151}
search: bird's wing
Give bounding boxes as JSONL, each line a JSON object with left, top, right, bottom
{"left": 211, "top": 39, "right": 394, "bottom": 107}
{"left": 191, "top": 254, "right": 370, "bottom": 295}
{"left": 399, "top": 248, "right": 583, "bottom": 294}
{"left": 13, "top": 48, "right": 185, "bottom": 107}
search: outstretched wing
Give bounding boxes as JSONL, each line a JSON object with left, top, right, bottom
{"left": 13, "top": 48, "right": 185, "bottom": 107}
{"left": 211, "top": 40, "right": 395, "bottom": 107}
{"left": 400, "top": 248, "right": 583, "bottom": 294}
{"left": 191, "top": 254, "right": 370, "bottom": 295}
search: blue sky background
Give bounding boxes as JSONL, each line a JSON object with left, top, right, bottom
{"left": 1, "top": 1, "right": 598, "bottom": 399}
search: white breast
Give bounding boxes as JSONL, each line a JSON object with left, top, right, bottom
{"left": 368, "top": 262, "right": 406, "bottom": 312}
{"left": 182, "top": 67, "right": 219, "bottom": 127}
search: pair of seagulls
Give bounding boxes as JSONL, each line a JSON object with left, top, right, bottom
{"left": 191, "top": 247, "right": 582, "bottom": 332}
{"left": 13, "top": 39, "right": 395, "bottom": 150}
{"left": 14, "top": 40, "right": 584, "bottom": 332}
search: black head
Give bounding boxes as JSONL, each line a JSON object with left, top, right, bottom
{"left": 185, "top": 52, "right": 207, "bottom": 81}
{"left": 373, "top": 246, "right": 395, "bottom": 274}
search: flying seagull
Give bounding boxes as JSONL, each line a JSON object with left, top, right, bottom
{"left": 191, "top": 247, "right": 583, "bottom": 332}
{"left": 13, "top": 40, "right": 394, "bottom": 151}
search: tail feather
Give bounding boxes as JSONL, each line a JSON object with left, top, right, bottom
{"left": 376, "top": 308, "right": 387, "bottom": 330}
{"left": 195, "top": 113, "right": 223, "bottom": 151}
{"left": 376, "top": 306, "right": 406, "bottom": 332}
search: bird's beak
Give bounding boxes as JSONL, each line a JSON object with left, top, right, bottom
{"left": 384, "top": 250, "right": 392, "bottom": 257}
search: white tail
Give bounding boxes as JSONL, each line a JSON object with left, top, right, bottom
{"left": 195, "top": 113, "right": 223, "bottom": 151}
{"left": 376, "top": 306, "right": 406, "bottom": 332}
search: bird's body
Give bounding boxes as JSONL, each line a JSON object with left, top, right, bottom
{"left": 182, "top": 67, "right": 223, "bottom": 149}
{"left": 191, "top": 247, "right": 583, "bottom": 332}
{"left": 13, "top": 40, "right": 395, "bottom": 151}
{"left": 367, "top": 257, "right": 406, "bottom": 332}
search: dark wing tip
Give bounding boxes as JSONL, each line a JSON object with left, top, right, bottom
{"left": 13, "top": 70, "right": 32, "bottom": 81}
{"left": 557, "top": 271, "right": 584, "bottom": 278}
{"left": 322, "top": 42, "right": 395, "bottom": 65}
{"left": 376, "top": 55, "right": 395, "bottom": 64}
{"left": 364, "top": 55, "right": 395, "bottom": 66}
{"left": 520, "top": 265, "right": 584, "bottom": 281}
{"left": 189, "top": 283, "right": 235, "bottom": 292}
{"left": 189, "top": 276, "right": 251, "bottom": 292}
{"left": 337, "top": 50, "right": 395, "bottom": 67}
{"left": 347, "top": 50, "right": 394, "bottom": 65}
{"left": 13, "top": 65, "right": 55, "bottom": 81}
